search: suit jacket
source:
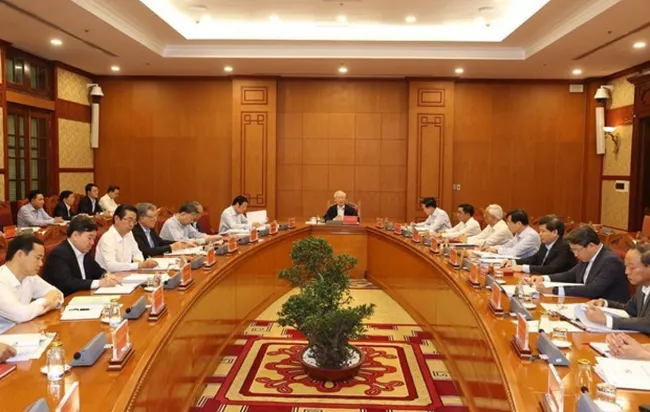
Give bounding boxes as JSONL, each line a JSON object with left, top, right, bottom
{"left": 41, "top": 240, "right": 106, "bottom": 296}
{"left": 323, "top": 204, "right": 359, "bottom": 222}
{"left": 132, "top": 223, "right": 174, "bottom": 258}
{"left": 77, "top": 196, "right": 102, "bottom": 215}
{"left": 515, "top": 238, "right": 576, "bottom": 275}
{"left": 547, "top": 247, "right": 629, "bottom": 302}
{"left": 607, "top": 288, "right": 650, "bottom": 334}
{"left": 53, "top": 201, "right": 75, "bottom": 221}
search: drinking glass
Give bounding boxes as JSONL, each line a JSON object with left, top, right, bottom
{"left": 595, "top": 382, "right": 617, "bottom": 404}
{"left": 46, "top": 344, "right": 65, "bottom": 381}
{"left": 109, "top": 301, "right": 121, "bottom": 327}
{"left": 100, "top": 303, "right": 111, "bottom": 323}
{"left": 551, "top": 327, "right": 568, "bottom": 344}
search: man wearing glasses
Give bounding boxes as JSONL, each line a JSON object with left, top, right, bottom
{"left": 95, "top": 204, "right": 159, "bottom": 272}
{"left": 132, "top": 203, "right": 188, "bottom": 258}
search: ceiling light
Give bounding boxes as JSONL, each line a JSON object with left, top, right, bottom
{"left": 455, "top": 68, "right": 464, "bottom": 74}
{"left": 110, "top": 65, "right": 120, "bottom": 72}
{"left": 269, "top": 14, "right": 280, "bottom": 22}
{"left": 633, "top": 41, "right": 646, "bottom": 49}
{"left": 338, "top": 65, "right": 348, "bottom": 74}
{"left": 189, "top": 4, "right": 208, "bottom": 12}
{"left": 572, "top": 69, "right": 583, "bottom": 75}
{"left": 336, "top": 15, "right": 347, "bottom": 23}
{"left": 224, "top": 66, "right": 233, "bottom": 73}
{"left": 50, "top": 39, "right": 62, "bottom": 46}
{"left": 405, "top": 16, "right": 417, "bottom": 23}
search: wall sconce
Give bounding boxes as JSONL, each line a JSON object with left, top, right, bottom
{"left": 603, "top": 126, "right": 621, "bottom": 155}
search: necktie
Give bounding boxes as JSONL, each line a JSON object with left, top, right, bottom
{"left": 542, "top": 245, "right": 550, "bottom": 265}
{"left": 147, "top": 232, "right": 155, "bottom": 248}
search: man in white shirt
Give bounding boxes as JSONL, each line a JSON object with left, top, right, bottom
{"left": 16, "top": 190, "right": 64, "bottom": 228}
{"left": 485, "top": 209, "right": 540, "bottom": 258}
{"left": 219, "top": 195, "right": 262, "bottom": 234}
{"left": 440, "top": 203, "right": 482, "bottom": 239}
{"left": 161, "top": 202, "right": 221, "bottom": 243}
{"left": 96, "top": 204, "right": 159, "bottom": 272}
{"left": 99, "top": 185, "right": 120, "bottom": 214}
{"left": 42, "top": 216, "right": 121, "bottom": 296}
{"left": 0, "top": 235, "right": 63, "bottom": 323}
{"left": 413, "top": 197, "right": 451, "bottom": 233}
{"left": 468, "top": 204, "right": 513, "bottom": 247}
{"left": 583, "top": 244, "right": 650, "bottom": 333}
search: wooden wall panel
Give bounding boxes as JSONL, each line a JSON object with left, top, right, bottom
{"left": 407, "top": 82, "right": 455, "bottom": 222}
{"left": 232, "top": 80, "right": 277, "bottom": 218}
{"left": 94, "top": 79, "right": 233, "bottom": 214}
{"left": 453, "top": 82, "right": 588, "bottom": 221}
{"left": 276, "top": 79, "right": 408, "bottom": 220}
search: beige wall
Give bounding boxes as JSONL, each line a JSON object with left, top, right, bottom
{"left": 60, "top": 172, "right": 94, "bottom": 193}
{"left": 59, "top": 119, "right": 93, "bottom": 168}
{"left": 57, "top": 68, "right": 91, "bottom": 105}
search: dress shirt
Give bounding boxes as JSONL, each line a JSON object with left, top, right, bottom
{"left": 95, "top": 226, "right": 144, "bottom": 272}
{"left": 543, "top": 243, "right": 604, "bottom": 297}
{"left": 522, "top": 239, "right": 557, "bottom": 273}
{"left": 218, "top": 206, "right": 249, "bottom": 234}
{"left": 337, "top": 205, "right": 345, "bottom": 217}
{"left": 442, "top": 217, "right": 481, "bottom": 239}
{"left": 99, "top": 194, "right": 118, "bottom": 213}
{"left": 604, "top": 285, "right": 650, "bottom": 329}
{"left": 468, "top": 219, "right": 513, "bottom": 247}
{"left": 415, "top": 208, "right": 451, "bottom": 232}
{"left": 497, "top": 226, "right": 540, "bottom": 258}
{"left": 68, "top": 240, "right": 100, "bottom": 290}
{"left": 0, "top": 264, "right": 62, "bottom": 323}
{"left": 142, "top": 225, "right": 156, "bottom": 248}
{"left": 160, "top": 216, "right": 207, "bottom": 242}
{"left": 16, "top": 203, "right": 55, "bottom": 227}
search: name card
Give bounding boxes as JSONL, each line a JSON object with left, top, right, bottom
{"left": 150, "top": 285, "right": 165, "bottom": 315}
{"left": 375, "top": 218, "right": 384, "bottom": 228}
{"left": 288, "top": 217, "right": 296, "bottom": 229}
{"left": 4, "top": 226, "right": 16, "bottom": 238}
{"left": 412, "top": 230, "right": 422, "bottom": 243}
{"left": 429, "top": 237, "right": 439, "bottom": 253}
{"left": 55, "top": 381, "right": 79, "bottom": 412}
{"left": 111, "top": 319, "right": 132, "bottom": 361}
{"left": 228, "top": 237, "right": 238, "bottom": 252}
{"left": 206, "top": 247, "right": 216, "bottom": 266}
{"left": 449, "top": 248, "right": 459, "bottom": 266}
{"left": 270, "top": 222, "right": 278, "bottom": 234}
{"left": 343, "top": 216, "right": 357, "bottom": 225}
{"left": 468, "top": 264, "right": 480, "bottom": 285}
{"left": 545, "top": 364, "right": 564, "bottom": 412}
{"left": 394, "top": 223, "right": 402, "bottom": 235}
{"left": 516, "top": 312, "right": 530, "bottom": 350}
{"left": 250, "top": 228, "right": 258, "bottom": 242}
{"left": 490, "top": 283, "right": 502, "bottom": 310}
{"left": 180, "top": 262, "right": 192, "bottom": 284}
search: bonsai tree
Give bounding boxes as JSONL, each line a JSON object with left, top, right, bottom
{"left": 277, "top": 236, "right": 375, "bottom": 370}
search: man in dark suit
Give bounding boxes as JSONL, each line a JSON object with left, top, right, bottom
{"left": 133, "top": 202, "right": 187, "bottom": 258}
{"left": 504, "top": 215, "right": 576, "bottom": 275}
{"left": 323, "top": 190, "right": 359, "bottom": 222}
{"left": 585, "top": 243, "right": 650, "bottom": 334}
{"left": 192, "top": 201, "right": 203, "bottom": 233}
{"left": 53, "top": 190, "right": 76, "bottom": 221}
{"left": 41, "top": 216, "right": 121, "bottom": 296}
{"left": 531, "top": 226, "right": 629, "bottom": 302}
{"left": 77, "top": 183, "right": 102, "bottom": 215}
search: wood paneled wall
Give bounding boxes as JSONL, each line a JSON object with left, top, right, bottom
{"left": 94, "top": 79, "right": 233, "bottom": 214}
{"left": 276, "top": 79, "right": 409, "bottom": 220}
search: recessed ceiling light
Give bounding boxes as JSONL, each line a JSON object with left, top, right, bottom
{"left": 338, "top": 65, "right": 348, "bottom": 74}
{"left": 455, "top": 68, "right": 464, "bottom": 74}
{"left": 50, "top": 39, "right": 62, "bottom": 46}
{"left": 269, "top": 14, "right": 280, "bottom": 22}
{"left": 110, "top": 65, "right": 120, "bottom": 72}
{"left": 405, "top": 16, "right": 417, "bottom": 23}
{"left": 633, "top": 41, "right": 646, "bottom": 49}
{"left": 224, "top": 66, "right": 233, "bottom": 73}
{"left": 336, "top": 15, "right": 347, "bottom": 23}
{"left": 572, "top": 69, "right": 583, "bottom": 75}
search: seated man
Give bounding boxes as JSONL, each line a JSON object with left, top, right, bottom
{"left": 323, "top": 191, "right": 359, "bottom": 222}
{"left": 42, "top": 216, "right": 121, "bottom": 296}
{"left": 78, "top": 183, "right": 102, "bottom": 215}
{"left": 486, "top": 209, "right": 540, "bottom": 258}
{"left": 99, "top": 185, "right": 120, "bottom": 214}
{"left": 192, "top": 201, "right": 204, "bottom": 232}
{"left": 95, "top": 204, "right": 158, "bottom": 272}
{"left": 53, "top": 190, "right": 76, "bottom": 221}
{"left": 0, "top": 235, "right": 63, "bottom": 323}
{"left": 17, "top": 190, "right": 64, "bottom": 227}
{"left": 133, "top": 203, "right": 187, "bottom": 258}
{"left": 583, "top": 244, "right": 650, "bottom": 333}
{"left": 504, "top": 215, "right": 576, "bottom": 274}
{"left": 0, "top": 343, "right": 16, "bottom": 363}
{"left": 606, "top": 334, "right": 650, "bottom": 360}
{"left": 440, "top": 203, "right": 481, "bottom": 239}
{"left": 413, "top": 197, "right": 450, "bottom": 232}
{"left": 467, "top": 204, "right": 513, "bottom": 246}
{"left": 161, "top": 202, "right": 221, "bottom": 243}
{"left": 531, "top": 226, "right": 629, "bottom": 302}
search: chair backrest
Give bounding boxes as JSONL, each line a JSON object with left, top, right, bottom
{"left": 642, "top": 215, "right": 650, "bottom": 239}
{"left": 17, "top": 198, "right": 28, "bottom": 210}
{"left": 474, "top": 207, "right": 485, "bottom": 229}
{"left": 72, "top": 193, "right": 84, "bottom": 214}
{"left": 0, "top": 201, "right": 13, "bottom": 227}
{"left": 44, "top": 195, "right": 58, "bottom": 217}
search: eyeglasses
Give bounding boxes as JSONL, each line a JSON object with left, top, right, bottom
{"left": 121, "top": 217, "right": 137, "bottom": 224}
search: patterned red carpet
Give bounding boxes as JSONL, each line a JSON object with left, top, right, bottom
{"left": 193, "top": 280, "right": 469, "bottom": 412}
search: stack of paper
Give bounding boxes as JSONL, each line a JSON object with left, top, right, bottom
{"left": 138, "top": 258, "right": 180, "bottom": 271}
{"left": 595, "top": 357, "right": 650, "bottom": 390}
{"left": 247, "top": 210, "right": 267, "bottom": 228}
{"left": 93, "top": 283, "right": 139, "bottom": 295}
{"left": 589, "top": 342, "right": 612, "bottom": 357}
{"left": 0, "top": 333, "right": 55, "bottom": 362}
{"left": 574, "top": 304, "right": 632, "bottom": 332}
{"left": 164, "top": 246, "right": 203, "bottom": 256}
{"left": 122, "top": 273, "right": 170, "bottom": 284}
{"left": 541, "top": 303, "right": 580, "bottom": 319}
{"left": 61, "top": 295, "right": 120, "bottom": 320}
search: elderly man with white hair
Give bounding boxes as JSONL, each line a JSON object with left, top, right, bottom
{"left": 467, "top": 204, "right": 512, "bottom": 246}
{"left": 323, "top": 191, "right": 359, "bottom": 222}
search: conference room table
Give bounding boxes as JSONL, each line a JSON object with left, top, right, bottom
{"left": 0, "top": 223, "right": 647, "bottom": 411}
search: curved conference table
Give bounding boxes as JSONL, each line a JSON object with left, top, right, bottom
{"left": 0, "top": 224, "right": 648, "bottom": 411}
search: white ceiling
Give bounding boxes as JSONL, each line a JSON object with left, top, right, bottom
{"left": 0, "top": 0, "right": 648, "bottom": 78}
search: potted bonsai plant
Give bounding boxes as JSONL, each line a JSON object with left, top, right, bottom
{"left": 277, "top": 236, "right": 375, "bottom": 381}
